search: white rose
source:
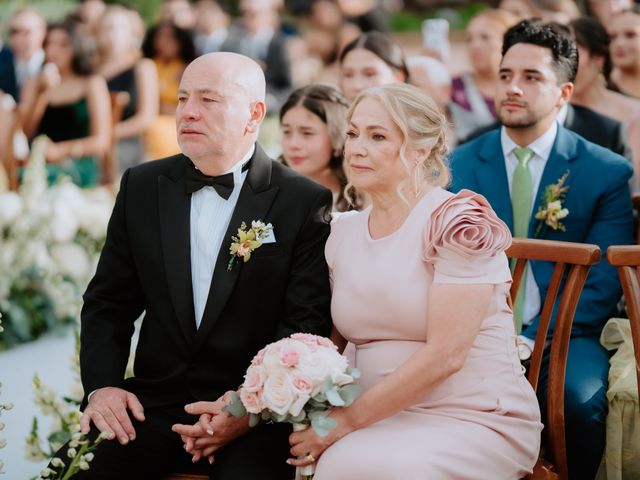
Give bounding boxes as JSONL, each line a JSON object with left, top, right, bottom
{"left": 50, "top": 243, "right": 90, "bottom": 284}
{"left": 262, "top": 369, "right": 295, "bottom": 416}
{"left": 299, "top": 348, "right": 349, "bottom": 395}
{"left": 78, "top": 203, "right": 112, "bottom": 240}
{"left": 50, "top": 202, "right": 79, "bottom": 243}
{"left": 0, "top": 192, "right": 22, "bottom": 226}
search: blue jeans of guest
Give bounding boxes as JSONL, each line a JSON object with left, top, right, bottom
{"left": 538, "top": 336, "right": 610, "bottom": 480}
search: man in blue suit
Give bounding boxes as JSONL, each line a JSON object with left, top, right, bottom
{"left": 450, "top": 20, "right": 634, "bottom": 479}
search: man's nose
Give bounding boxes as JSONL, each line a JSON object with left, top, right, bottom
{"left": 506, "top": 80, "right": 523, "bottom": 96}
{"left": 179, "top": 98, "right": 201, "bottom": 120}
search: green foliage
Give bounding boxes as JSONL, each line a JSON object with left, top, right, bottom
{"left": 390, "top": 3, "right": 488, "bottom": 32}
{"left": 0, "top": 271, "right": 73, "bottom": 351}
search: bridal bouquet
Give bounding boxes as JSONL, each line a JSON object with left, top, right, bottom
{"left": 224, "top": 333, "right": 360, "bottom": 478}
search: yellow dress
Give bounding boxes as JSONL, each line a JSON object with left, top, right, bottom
{"left": 145, "top": 58, "right": 184, "bottom": 160}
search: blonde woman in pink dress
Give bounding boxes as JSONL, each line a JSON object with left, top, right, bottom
{"left": 288, "top": 83, "right": 542, "bottom": 479}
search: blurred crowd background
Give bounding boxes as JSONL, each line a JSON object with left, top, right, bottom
{"left": 1, "top": 0, "right": 640, "bottom": 190}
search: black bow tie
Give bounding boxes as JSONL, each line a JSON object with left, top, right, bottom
{"left": 184, "top": 162, "right": 238, "bottom": 199}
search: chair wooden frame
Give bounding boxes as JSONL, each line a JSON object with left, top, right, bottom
{"left": 605, "top": 245, "right": 640, "bottom": 397}
{"left": 506, "top": 238, "right": 601, "bottom": 480}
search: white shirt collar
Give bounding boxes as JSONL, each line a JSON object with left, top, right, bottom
{"left": 224, "top": 143, "right": 255, "bottom": 175}
{"left": 500, "top": 120, "right": 558, "bottom": 162}
{"left": 556, "top": 104, "right": 569, "bottom": 126}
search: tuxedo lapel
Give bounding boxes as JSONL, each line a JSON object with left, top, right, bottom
{"left": 529, "top": 127, "right": 579, "bottom": 237}
{"left": 194, "top": 146, "right": 279, "bottom": 352}
{"left": 158, "top": 155, "right": 197, "bottom": 344}
{"left": 477, "top": 132, "right": 514, "bottom": 231}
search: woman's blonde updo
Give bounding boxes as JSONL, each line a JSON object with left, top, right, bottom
{"left": 345, "top": 83, "right": 451, "bottom": 203}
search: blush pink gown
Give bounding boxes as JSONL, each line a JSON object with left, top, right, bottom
{"left": 317, "top": 188, "right": 542, "bottom": 480}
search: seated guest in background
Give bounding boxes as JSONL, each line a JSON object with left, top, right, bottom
{"left": 142, "top": 22, "right": 196, "bottom": 160}
{"left": 406, "top": 55, "right": 452, "bottom": 114}
{"left": 337, "top": 0, "right": 388, "bottom": 32}
{"left": 583, "top": 0, "right": 634, "bottom": 26}
{"left": 449, "top": 20, "right": 634, "bottom": 479}
{"left": 159, "top": 0, "right": 196, "bottom": 31}
{"left": 286, "top": 83, "right": 541, "bottom": 479}
{"left": 96, "top": 6, "right": 158, "bottom": 173}
{"left": 450, "top": 8, "right": 518, "bottom": 142}
{"left": 0, "top": 7, "right": 46, "bottom": 101}
{"left": 193, "top": 0, "right": 230, "bottom": 56}
{"left": 569, "top": 16, "right": 640, "bottom": 185}
{"left": 463, "top": 22, "right": 633, "bottom": 163}
{"left": 20, "top": 20, "right": 111, "bottom": 187}
{"left": 338, "top": 31, "right": 408, "bottom": 103}
{"left": 74, "top": 0, "right": 107, "bottom": 37}
{"left": 608, "top": 7, "right": 640, "bottom": 99}
{"left": 280, "top": 84, "right": 359, "bottom": 212}
{"left": 221, "top": 0, "right": 292, "bottom": 113}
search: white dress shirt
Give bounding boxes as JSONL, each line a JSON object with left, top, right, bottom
{"left": 14, "top": 49, "right": 44, "bottom": 88}
{"left": 501, "top": 121, "right": 558, "bottom": 328}
{"left": 190, "top": 145, "right": 255, "bottom": 328}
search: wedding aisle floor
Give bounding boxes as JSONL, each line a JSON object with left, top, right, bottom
{"left": 1, "top": 326, "right": 77, "bottom": 479}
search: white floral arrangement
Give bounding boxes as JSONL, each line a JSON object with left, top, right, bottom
{"left": 0, "top": 314, "right": 15, "bottom": 475}
{"left": 224, "top": 333, "right": 360, "bottom": 478}
{"left": 0, "top": 136, "right": 114, "bottom": 348}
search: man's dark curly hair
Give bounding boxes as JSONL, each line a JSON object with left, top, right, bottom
{"left": 502, "top": 19, "right": 579, "bottom": 84}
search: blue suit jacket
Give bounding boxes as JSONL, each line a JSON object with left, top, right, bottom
{"left": 449, "top": 126, "right": 634, "bottom": 339}
{"left": 0, "top": 47, "right": 18, "bottom": 101}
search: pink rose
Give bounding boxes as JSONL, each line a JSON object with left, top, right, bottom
{"left": 424, "top": 189, "right": 512, "bottom": 262}
{"left": 243, "top": 365, "right": 265, "bottom": 393}
{"left": 279, "top": 345, "right": 300, "bottom": 367}
{"left": 291, "top": 373, "right": 313, "bottom": 396}
{"left": 252, "top": 347, "right": 267, "bottom": 366}
{"left": 240, "top": 388, "right": 264, "bottom": 414}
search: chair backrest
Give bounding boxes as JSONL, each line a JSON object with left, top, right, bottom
{"left": 605, "top": 245, "right": 640, "bottom": 397}
{"left": 101, "top": 91, "right": 130, "bottom": 185}
{"left": 506, "top": 238, "right": 601, "bottom": 480}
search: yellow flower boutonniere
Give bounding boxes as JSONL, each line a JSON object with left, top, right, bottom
{"left": 227, "top": 220, "right": 273, "bottom": 271}
{"left": 534, "top": 171, "right": 570, "bottom": 237}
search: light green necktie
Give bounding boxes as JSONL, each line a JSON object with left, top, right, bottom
{"left": 511, "top": 146, "right": 534, "bottom": 333}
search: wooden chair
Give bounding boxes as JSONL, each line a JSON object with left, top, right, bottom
{"left": 164, "top": 474, "right": 208, "bottom": 480}
{"left": 605, "top": 245, "right": 640, "bottom": 397}
{"left": 506, "top": 238, "right": 601, "bottom": 480}
{"left": 101, "top": 91, "right": 130, "bottom": 185}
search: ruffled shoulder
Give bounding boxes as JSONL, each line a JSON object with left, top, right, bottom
{"left": 423, "top": 189, "right": 512, "bottom": 284}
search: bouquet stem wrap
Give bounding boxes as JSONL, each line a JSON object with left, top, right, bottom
{"left": 293, "top": 422, "right": 315, "bottom": 479}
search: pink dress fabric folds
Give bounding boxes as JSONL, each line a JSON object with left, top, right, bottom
{"left": 317, "top": 188, "right": 542, "bottom": 480}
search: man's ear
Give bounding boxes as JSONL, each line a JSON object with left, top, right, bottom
{"left": 246, "top": 100, "right": 266, "bottom": 134}
{"left": 557, "top": 82, "right": 574, "bottom": 107}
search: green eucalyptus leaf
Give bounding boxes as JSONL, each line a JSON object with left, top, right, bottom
{"left": 248, "top": 413, "right": 260, "bottom": 427}
{"left": 326, "top": 388, "right": 345, "bottom": 407}
{"left": 221, "top": 392, "right": 247, "bottom": 417}
{"left": 338, "top": 384, "right": 361, "bottom": 406}
{"left": 311, "top": 415, "right": 337, "bottom": 437}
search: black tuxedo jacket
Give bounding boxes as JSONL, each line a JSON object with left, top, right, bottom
{"left": 461, "top": 103, "right": 632, "bottom": 162}
{"left": 80, "top": 147, "right": 333, "bottom": 410}
{"left": 0, "top": 47, "right": 18, "bottom": 101}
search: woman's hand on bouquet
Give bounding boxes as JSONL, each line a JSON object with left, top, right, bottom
{"left": 172, "top": 391, "right": 251, "bottom": 464}
{"left": 287, "top": 409, "right": 351, "bottom": 467}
